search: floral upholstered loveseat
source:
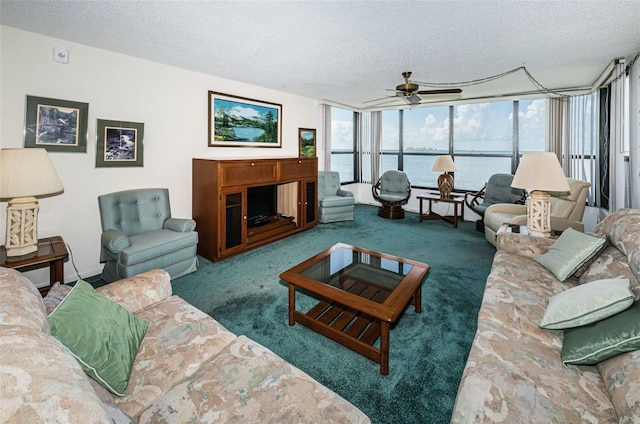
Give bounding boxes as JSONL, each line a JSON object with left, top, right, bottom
{"left": 451, "top": 208, "right": 640, "bottom": 423}
{"left": 0, "top": 267, "right": 370, "bottom": 423}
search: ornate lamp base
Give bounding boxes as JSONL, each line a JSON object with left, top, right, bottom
{"left": 437, "top": 173, "right": 454, "bottom": 199}
{"left": 526, "top": 190, "right": 552, "bottom": 238}
{"left": 5, "top": 196, "right": 39, "bottom": 257}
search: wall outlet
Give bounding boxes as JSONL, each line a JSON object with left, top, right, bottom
{"left": 53, "top": 47, "right": 69, "bottom": 64}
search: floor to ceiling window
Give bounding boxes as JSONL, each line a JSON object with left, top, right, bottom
{"left": 329, "top": 107, "right": 357, "bottom": 183}
{"left": 376, "top": 99, "right": 546, "bottom": 191}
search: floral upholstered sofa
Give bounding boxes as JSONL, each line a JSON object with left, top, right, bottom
{"left": 451, "top": 208, "right": 640, "bottom": 423}
{"left": 0, "top": 267, "right": 370, "bottom": 423}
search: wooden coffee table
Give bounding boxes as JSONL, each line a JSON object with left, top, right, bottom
{"left": 280, "top": 243, "right": 429, "bottom": 375}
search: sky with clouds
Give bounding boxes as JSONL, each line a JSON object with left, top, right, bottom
{"left": 331, "top": 99, "right": 546, "bottom": 152}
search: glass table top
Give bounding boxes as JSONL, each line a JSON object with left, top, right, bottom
{"left": 298, "top": 247, "right": 414, "bottom": 304}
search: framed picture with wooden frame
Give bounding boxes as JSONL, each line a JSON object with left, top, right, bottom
{"left": 208, "top": 91, "right": 282, "bottom": 148}
{"left": 24, "top": 95, "right": 89, "bottom": 153}
{"left": 95, "top": 119, "right": 144, "bottom": 168}
{"left": 298, "top": 128, "right": 316, "bottom": 157}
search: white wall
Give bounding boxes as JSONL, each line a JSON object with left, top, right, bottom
{"left": 0, "top": 26, "right": 320, "bottom": 284}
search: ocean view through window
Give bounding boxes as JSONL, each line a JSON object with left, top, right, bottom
{"left": 330, "top": 99, "right": 546, "bottom": 190}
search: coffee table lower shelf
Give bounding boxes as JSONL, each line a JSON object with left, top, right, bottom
{"left": 289, "top": 286, "right": 401, "bottom": 375}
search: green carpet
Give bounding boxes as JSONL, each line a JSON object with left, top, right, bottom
{"left": 168, "top": 204, "right": 496, "bottom": 424}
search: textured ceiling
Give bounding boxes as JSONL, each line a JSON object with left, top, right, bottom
{"left": 2, "top": 1, "right": 639, "bottom": 109}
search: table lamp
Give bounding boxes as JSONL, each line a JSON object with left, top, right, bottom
{"left": 511, "top": 152, "right": 570, "bottom": 238}
{"left": 0, "top": 148, "right": 64, "bottom": 257}
{"left": 432, "top": 155, "right": 457, "bottom": 199}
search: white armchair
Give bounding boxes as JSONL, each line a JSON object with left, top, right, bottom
{"left": 484, "top": 178, "right": 591, "bottom": 246}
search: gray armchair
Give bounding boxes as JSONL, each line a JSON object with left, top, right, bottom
{"left": 318, "top": 171, "right": 355, "bottom": 223}
{"left": 98, "top": 188, "right": 198, "bottom": 282}
{"left": 372, "top": 170, "right": 411, "bottom": 219}
{"left": 464, "top": 173, "right": 526, "bottom": 232}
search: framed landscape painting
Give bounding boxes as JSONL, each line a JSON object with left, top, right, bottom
{"left": 95, "top": 119, "right": 144, "bottom": 167}
{"left": 208, "top": 91, "right": 282, "bottom": 147}
{"left": 24, "top": 95, "right": 89, "bottom": 152}
{"left": 298, "top": 128, "right": 316, "bottom": 157}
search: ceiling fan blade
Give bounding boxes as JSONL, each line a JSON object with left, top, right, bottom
{"left": 363, "top": 95, "right": 397, "bottom": 104}
{"left": 416, "top": 88, "right": 462, "bottom": 95}
{"left": 406, "top": 94, "right": 422, "bottom": 104}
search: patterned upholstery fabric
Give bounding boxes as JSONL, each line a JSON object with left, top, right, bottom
{"left": 138, "top": 336, "right": 371, "bottom": 424}
{"left": 451, "top": 208, "right": 640, "bottom": 423}
{"left": 0, "top": 267, "right": 369, "bottom": 424}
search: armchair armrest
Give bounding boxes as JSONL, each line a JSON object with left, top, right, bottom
{"left": 100, "top": 230, "right": 130, "bottom": 262}
{"left": 485, "top": 203, "right": 528, "bottom": 216}
{"left": 464, "top": 183, "right": 486, "bottom": 211}
{"left": 164, "top": 218, "right": 196, "bottom": 232}
{"left": 337, "top": 189, "right": 354, "bottom": 198}
{"left": 96, "top": 269, "right": 172, "bottom": 313}
{"left": 550, "top": 217, "right": 585, "bottom": 233}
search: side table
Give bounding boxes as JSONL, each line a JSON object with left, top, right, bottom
{"left": 0, "top": 236, "right": 68, "bottom": 296}
{"left": 417, "top": 194, "right": 466, "bottom": 228}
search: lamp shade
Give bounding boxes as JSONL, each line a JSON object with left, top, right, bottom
{"left": 432, "top": 155, "right": 457, "bottom": 172}
{"left": 0, "top": 148, "right": 64, "bottom": 199}
{"left": 511, "top": 152, "right": 570, "bottom": 192}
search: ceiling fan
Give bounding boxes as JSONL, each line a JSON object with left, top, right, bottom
{"left": 365, "top": 71, "right": 462, "bottom": 106}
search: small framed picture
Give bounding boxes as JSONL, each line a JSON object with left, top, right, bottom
{"left": 96, "top": 119, "right": 144, "bottom": 167}
{"left": 24, "top": 95, "right": 89, "bottom": 152}
{"left": 298, "top": 128, "right": 316, "bottom": 157}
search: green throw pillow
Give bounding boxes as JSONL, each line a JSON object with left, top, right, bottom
{"left": 534, "top": 228, "right": 607, "bottom": 281}
{"left": 48, "top": 280, "right": 148, "bottom": 396}
{"left": 562, "top": 300, "right": 640, "bottom": 366}
{"left": 540, "top": 279, "right": 634, "bottom": 329}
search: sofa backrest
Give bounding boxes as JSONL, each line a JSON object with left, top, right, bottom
{"left": 0, "top": 267, "right": 49, "bottom": 333}
{"left": 596, "top": 208, "right": 640, "bottom": 281}
{"left": 549, "top": 178, "right": 591, "bottom": 221}
{"left": 98, "top": 188, "right": 172, "bottom": 236}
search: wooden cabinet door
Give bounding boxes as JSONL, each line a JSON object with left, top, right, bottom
{"left": 280, "top": 158, "right": 317, "bottom": 180}
{"left": 219, "top": 189, "right": 247, "bottom": 258}
{"left": 220, "top": 160, "right": 278, "bottom": 187}
{"left": 299, "top": 178, "right": 317, "bottom": 229}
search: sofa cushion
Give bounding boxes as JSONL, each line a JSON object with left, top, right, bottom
{"left": 48, "top": 280, "right": 149, "bottom": 396}
{"left": 113, "top": 295, "right": 237, "bottom": 419}
{"left": 534, "top": 228, "right": 607, "bottom": 281}
{"left": 561, "top": 300, "right": 640, "bottom": 365}
{"left": 137, "top": 335, "right": 371, "bottom": 424}
{"left": 0, "top": 267, "right": 49, "bottom": 333}
{"left": 540, "top": 278, "right": 634, "bottom": 329}
{"left": 450, "top": 320, "right": 617, "bottom": 424}
{"left": 0, "top": 326, "right": 113, "bottom": 423}
{"left": 121, "top": 229, "right": 198, "bottom": 266}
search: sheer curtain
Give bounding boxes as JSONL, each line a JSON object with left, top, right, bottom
{"left": 607, "top": 60, "right": 629, "bottom": 210}
{"left": 358, "top": 111, "right": 381, "bottom": 185}
{"left": 321, "top": 104, "right": 332, "bottom": 171}
{"left": 546, "top": 95, "right": 597, "bottom": 206}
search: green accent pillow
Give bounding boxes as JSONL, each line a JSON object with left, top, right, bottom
{"left": 540, "top": 278, "right": 634, "bottom": 329}
{"left": 562, "top": 300, "right": 640, "bottom": 366}
{"left": 48, "top": 280, "right": 148, "bottom": 396}
{"left": 534, "top": 228, "right": 607, "bottom": 281}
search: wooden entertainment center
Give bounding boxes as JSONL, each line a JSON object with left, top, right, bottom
{"left": 192, "top": 157, "right": 318, "bottom": 262}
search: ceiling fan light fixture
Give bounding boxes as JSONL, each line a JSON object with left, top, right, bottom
{"left": 396, "top": 82, "right": 419, "bottom": 92}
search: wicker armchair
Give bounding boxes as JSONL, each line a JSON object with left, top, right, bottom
{"left": 372, "top": 170, "right": 411, "bottom": 219}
